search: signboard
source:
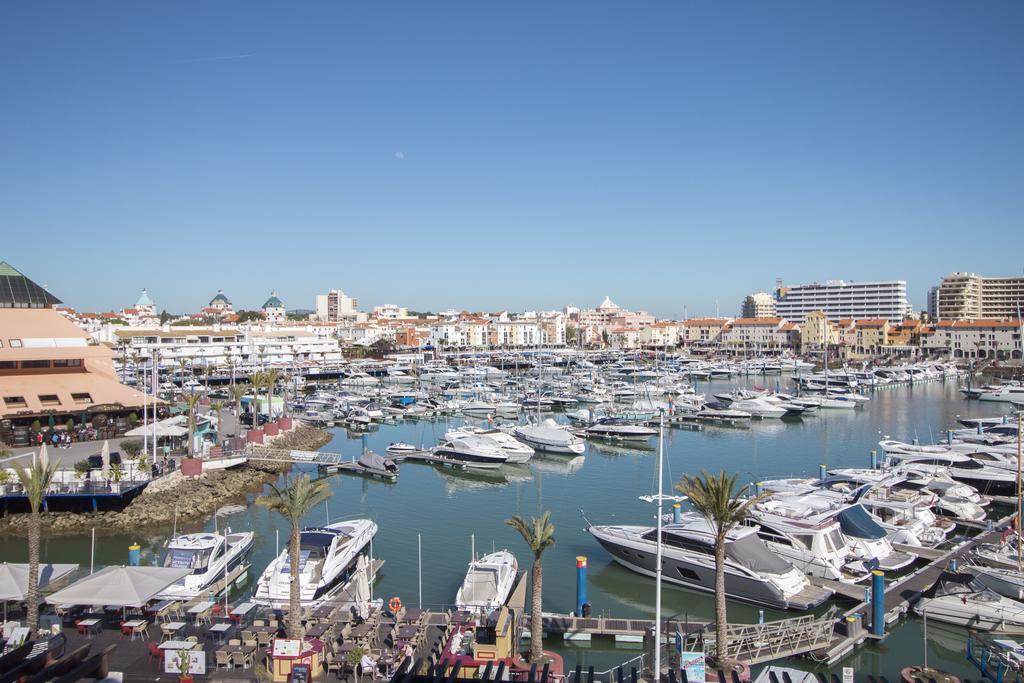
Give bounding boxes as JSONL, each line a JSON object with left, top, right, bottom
{"left": 291, "top": 663, "right": 311, "bottom": 683}
{"left": 679, "top": 652, "right": 705, "bottom": 683}
{"left": 164, "top": 651, "right": 206, "bottom": 675}
{"left": 842, "top": 668, "right": 854, "bottom": 683}
{"left": 273, "top": 638, "right": 303, "bottom": 658}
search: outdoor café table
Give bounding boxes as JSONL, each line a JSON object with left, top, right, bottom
{"left": 159, "top": 640, "right": 198, "bottom": 651}
{"left": 400, "top": 608, "right": 423, "bottom": 623}
{"left": 229, "top": 602, "right": 256, "bottom": 624}
{"left": 336, "top": 642, "right": 355, "bottom": 655}
{"left": 122, "top": 619, "right": 148, "bottom": 641}
{"left": 451, "top": 611, "right": 472, "bottom": 625}
{"left": 312, "top": 604, "right": 334, "bottom": 621}
{"left": 305, "top": 623, "right": 330, "bottom": 639}
{"left": 188, "top": 601, "right": 215, "bottom": 624}
{"left": 251, "top": 624, "right": 278, "bottom": 635}
{"left": 78, "top": 618, "right": 102, "bottom": 637}
{"left": 349, "top": 623, "right": 373, "bottom": 641}
{"left": 209, "top": 622, "right": 234, "bottom": 643}
{"left": 397, "top": 625, "right": 418, "bottom": 640}
{"left": 160, "top": 622, "right": 186, "bottom": 641}
{"left": 220, "top": 644, "right": 257, "bottom": 656}
{"left": 147, "top": 600, "right": 177, "bottom": 622}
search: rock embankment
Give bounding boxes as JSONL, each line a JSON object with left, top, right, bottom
{"left": 0, "top": 424, "right": 332, "bottom": 536}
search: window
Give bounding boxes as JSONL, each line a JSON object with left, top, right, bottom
{"left": 71, "top": 392, "right": 93, "bottom": 404}
{"left": 9, "top": 339, "right": 23, "bottom": 347}
{"left": 0, "top": 361, "right": 15, "bottom": 369}
{"left": 676, "top": 567, "right": 700, "bottom": 581}
{"left": 38, "top": 394, "right": 60, "bottom": 406}
{"left": 21, "top": 360, "right": 50, "bottom": 369}
{"left": 3, "top": 396, "right": 26, "bottom": 407}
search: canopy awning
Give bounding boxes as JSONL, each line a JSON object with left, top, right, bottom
{"left": 0, "top": 562, "right": 80, "bottom": 602}
{"left": 45, "top": 566, "right": 191, "bottom": 608}
{"left": 124, "top": 416, "right": 189, "bottom": 437}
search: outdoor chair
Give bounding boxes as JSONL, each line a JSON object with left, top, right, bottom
{"left": 241, "top": 630, "right": 254, "bottom": 642}
{"left": 148, "top": 642, "right": 163, "bottom": 667}
{"left": 243, "top": 639, "right": 258, "bottom": 648}
{"left": 252, "top": 619, "right": 265, "bottom": 627}
{"left": 228, "top": 638, "right": 241, "bottom": 646}
{"left": 132, "top": 621, "right": 149, "bottom": 640}
{"left": 215, "top": 650, "right": 232, "bottom": 670}
{"left": 256, "top": 631, "right": 272, "bottom": 647}
{"left": 231, "top": 650, "right": 253, "bottom": 669}
{"left": 185, "top": 635, "right": 198, "bottom": 643}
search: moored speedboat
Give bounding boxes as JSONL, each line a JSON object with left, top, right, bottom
{"left": 158, "top": 531, "right": 255, "bottom": 600}
{"left": 455, "top": 550, "right": 519, "bottom": 615}
{"left": 433, "top": 435, "right": 509, "bottom": 469}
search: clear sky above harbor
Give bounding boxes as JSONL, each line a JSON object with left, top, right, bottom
{"left": 1, "top": 2, "right": 1021, "bottom": 317}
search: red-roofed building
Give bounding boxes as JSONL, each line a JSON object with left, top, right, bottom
{"left": 922, "top": 319, "right": 1022, "bottom": 359}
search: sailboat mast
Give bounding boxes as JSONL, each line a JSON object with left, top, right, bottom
{"left": 653, "top": 410, "right": 664, "bottom": 682}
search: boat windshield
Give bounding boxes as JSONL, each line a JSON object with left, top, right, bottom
{"left": 725, "top": 534, "right": 794, "bottom": 575}
{"left": 163, "top": 547, "right": 213, "bottom": 572}
{"left": 837, "top": 505, "right": 887, "bottom": 540}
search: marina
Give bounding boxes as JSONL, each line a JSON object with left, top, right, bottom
{"left": 5, "top": 363, "right": 1024, "bottom": 680}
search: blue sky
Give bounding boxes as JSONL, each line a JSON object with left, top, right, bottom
{"left": 1, "top": 2, "right": 1021, "bottom": 318}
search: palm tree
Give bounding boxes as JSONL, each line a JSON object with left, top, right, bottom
{"left": 675, "top": 470, "right": 762, "bottom": 665}
{"left": 16, "top": 458, "right": 59, "bottom": 632}
{"left": 263, "top": 368, "right": 281, "bottom": 420}
{"left": 256, "top": 474, "right": 333, "bottom": 637}
{"left": 247, "top": 372, "right": 264, "bottom": 425}
{"left": 183, "top": 392, "right": 204, "bottom": 457}
{"left": 229, "top": 384, "right": 248, "bottom": 428}
{"left": 505, "top": 511, "right": 555, "bottom": 662}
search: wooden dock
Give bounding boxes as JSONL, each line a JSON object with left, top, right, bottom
{"left": 526, "top": 613, "right": 708, "bottom": 642}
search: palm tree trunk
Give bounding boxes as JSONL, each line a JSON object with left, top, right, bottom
{"left": 26, "top": 509, "right": 41, "bottom": 632}
{"left": 714, "top": 539, "right": 728, "bottom": 664}
{"left": 289, "top": 522, "right": 301, "bottom": 638}
{"left": 188, "top": 409, "right": 196, "bottom": 457}
{"left": 530, "top": 555, "right": 543, "bottom": 661}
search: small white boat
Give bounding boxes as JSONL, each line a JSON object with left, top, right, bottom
{"left": 157, "top": 531, "right": 255, "bottom": 600}
{"left": 386, "top": 442, "right": 418, "bottom": 455}
{"left": 455, "top": 550, "right": 518, "bottom": 615}
{"left": 916, "top": 580, "right": 1024, "bottom": 633}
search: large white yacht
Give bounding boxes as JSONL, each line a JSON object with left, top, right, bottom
{"left": 157, "top": 531, "right": 255, "bottom": 600}
{"left": 513, "top": 421, "right": 586, "bottom": 454}
{"left": 254, "top": 519, "right": 377, "bottom": 608}
{"left": 445, "top": 427, "right": 535, "bottom": 463}
{"left": 433, "top": 435, "right": 509, "bottom": 469}
{"left": 589, "top": 513, "right": 832, "bottom": 610}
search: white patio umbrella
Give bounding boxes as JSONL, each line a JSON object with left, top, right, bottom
{"left": 38, "top": 443, "right": 49, "bottom": 471}
{"left": 100, "top": 440, "right": 111, "bottom": 480}
{"left": 0, "top": 562, "right": 79, "bottom": 620}
{"left": 353, "top": 554, "right": 371, "bottom": 619}
{"left": 45, "top": 566, "right": 191, "bottom": 608}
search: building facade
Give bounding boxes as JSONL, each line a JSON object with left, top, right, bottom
{"left": 934, "top": 273, "right": 1024, "bottom": 320}
{"left": 775, "top": 280, "right": 910, "bottom": 323}
{"left": 741, "top": 292, "right": 776, "bottom": 318}
{"left": 315, "top": 289, "right": 359, "bottom": 323}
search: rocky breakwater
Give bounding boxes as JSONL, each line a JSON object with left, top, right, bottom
{"left": 0, "top": 424, "right": 332, "bottom": 536}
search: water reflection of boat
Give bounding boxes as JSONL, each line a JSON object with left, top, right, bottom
{"left": 530, "top": 454, "right": 585, "bottom": 475}
{"left": 587, "top": 440, "right": 655, "bottom": 456}
{"left": 588, "top": 561, "right": 716, "bottom": 622}
{"left": 435, "top": 466, "right": 510, "bottom": 493}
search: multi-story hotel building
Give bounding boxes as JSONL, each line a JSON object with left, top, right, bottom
{"left": 0, "top": 262, "right": 147, "bottom": 445}
{"left": 740, "top": 292, "right": 776, "bottom": 318}
{"left": 314, "top": 289, "right": 359, "bottom": 323}
{"left": 934, "top": 272, "right": 1024, "bottom": 320}
{"left": 775, "top": 280, "right": 910, "bottom": 323}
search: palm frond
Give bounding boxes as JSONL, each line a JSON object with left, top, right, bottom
{"left": 16, "top": 460, "right": 59, "bottom": 513}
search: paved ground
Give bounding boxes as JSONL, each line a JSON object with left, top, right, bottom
{"left": 3, "top": 438, "right": 132, "bottom": 468}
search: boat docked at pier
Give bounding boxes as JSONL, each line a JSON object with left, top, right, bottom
{"left": 588, "top": 513, "right": 832, "bottom": 610}
{"left": 157, "top": 531, "right": 255, "bottom": 600}
{"left": 433, "top": 435, "right": 509, "bottom": 469}
{"left": 454, "top": 550, "right": 519, "bottom": 615}
{"left": 254, "top": 518, "right": 377, "bottom": 608}
{"left": 512, "top": 420, "right": 586, "bottom": 454}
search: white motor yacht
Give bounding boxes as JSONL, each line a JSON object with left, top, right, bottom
{"left": 915, "top": 579, "right": 1024, "bottom": 633}
{"left": 513, "top": 422, "right": 586, "bottom": 455}
{"left": 157, "top": 531, "right": 255, "bottom": 600}
{"left": 254, "top": 519, "right": 377, "bottom": 608}
{"left": 454, "top": 550, "right": 519, "bottom": 615}
{"left": 433, "top": 435, "right": 509, "bottom": 469}
{"left": 446, "top": 427, "right": 534, "bottom": 463}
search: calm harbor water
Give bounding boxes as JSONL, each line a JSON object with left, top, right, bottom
{"left": 2, "top": 376, "right": 1010, "bottom": 676}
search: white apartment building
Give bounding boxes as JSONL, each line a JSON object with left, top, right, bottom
{"left": 922, "top": 319, "right": 1023, "bottom": 360}
{"left": 639, "top": 321, "right": 682, "bottom": 348}
{"left": 741, "top": 292, "right": 776, "bottom": 318}
{"left": 315, "top": 289, "right": 359, "bottom": 322}
{"left": 104, "top": 324, "right": 343, "bottom": 368}
{"left": 720, "top": 318, "right": 797, "bottom": 351}
{"left": 372, "top": 304, "right": 408, "bottom": 319}
{"left": 934, "top": 272, "right": 1024, "bottom": 320}
{"left": 775, "top": 280, "right": 911, "bottom": 323}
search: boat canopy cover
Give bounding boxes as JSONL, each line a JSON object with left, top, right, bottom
{"left": 459, "top": 567, "right": 501, "bottom": 607}
{"left": 837, "top": 505, "right": 887, "bottom": 540}
{"left": 725, "top": 534, "right": 793, "bottom": 574}
{"left": 359, "top": 452, "right": 388, "bottom": 470}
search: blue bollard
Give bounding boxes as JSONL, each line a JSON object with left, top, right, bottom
{"left": 871, "top": 570, "right": 885, "bottom": 636}
{"left": 978, "top": 423, "right": 984, "bottom": 435}
{"left": 755, "top": 481, "right": 764, "bottom": 496}
{"left": 947, "top": 430, "right": 953, "bottom": 445}
{"left": 819, "top": 464, "right": 827, "bottom": 481}
{"left": 870, "top": 450, "right": 878, "bottom": 470}
{"left": 128, "top": 543, "right": 141, "bottom": 566}
{"left": 361, "top": 433, "right": 368, "bottom": 451}
{"left": 576, "top": 556, "right": 588, "bottom": 616}
{"left": 758, "top": 609, "right": 764, "bottom": 625}
{"left": 672, "top": 503, "right": 681, "bottom": 524}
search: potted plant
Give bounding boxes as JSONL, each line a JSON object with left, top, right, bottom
{"left": 108, "top": 463, "right": 124, "bottom": 493}
{"left": 73, "top": 459, "right": 91, "bottom": 485}
{"left": 174, "top": 647, "right": 194, "bottom": 683}
{"left": 346, "top": 646, "right": 365, "bottom": 678}
{"left": 0, "top": 468, "right": 10, "bottom": 494}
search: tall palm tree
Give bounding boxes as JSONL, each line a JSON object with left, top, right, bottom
{"left": 256, "top": 474, "right": 333, "bottom": 637}
{"left": 16, "top": 458, "right": 59, "bottom": 632}
{"left": 183, "top": 392, "right": 204, "bottom": 457}
{"left": 505, "top": 511, "right": 555, "bottom": 662}
{"left": 263, "top": 368, "right": 281, "bottom": 420}
{"left": 247, "top": 372, "right": 264, "bottom": 425}
{"left": 228, "top": 384, "right": 248, "bottom": 428}
{"left": 675, "top": 470, "right": 762, "bottom": 665}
